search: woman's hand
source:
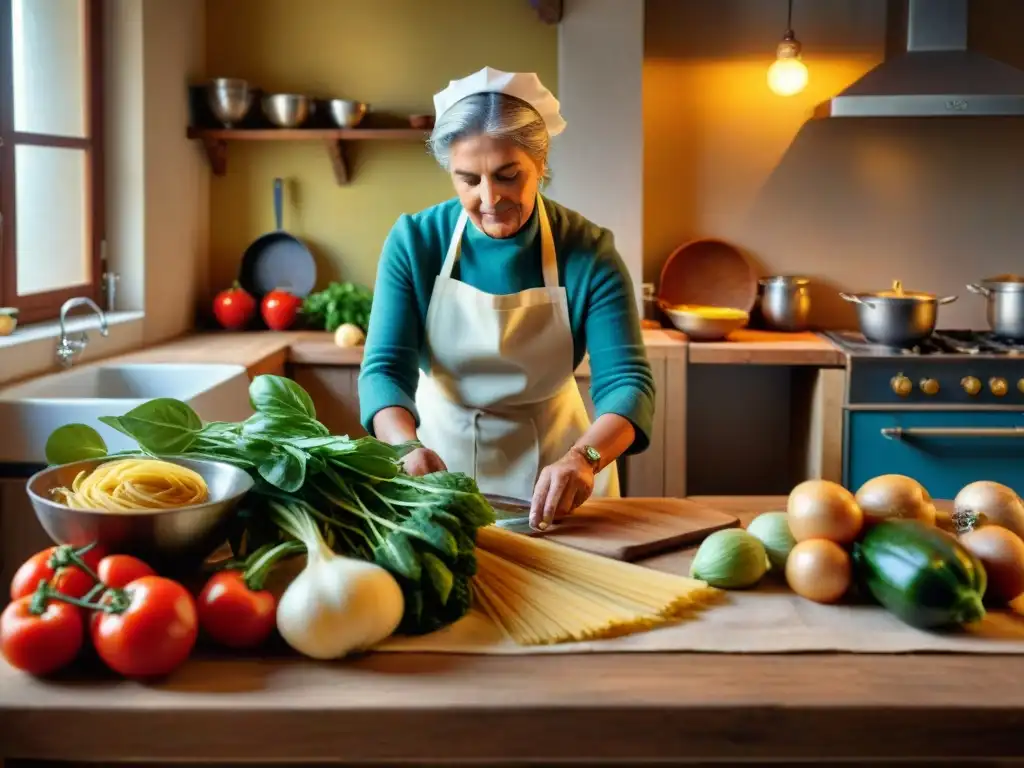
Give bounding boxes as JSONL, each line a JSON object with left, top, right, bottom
{"left": 402, "top": 446, "right": 447, "bottom": 477}
{"left": 530, "top": 450, "right": 595, "bottom": 530}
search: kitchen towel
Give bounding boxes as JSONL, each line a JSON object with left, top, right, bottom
{"left": 375, "top": 545, "right": 1024, "bottom": 656}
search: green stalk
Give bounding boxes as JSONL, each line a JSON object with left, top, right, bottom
{"left": 242, "top": 540, "right": 304, "bottom": 590}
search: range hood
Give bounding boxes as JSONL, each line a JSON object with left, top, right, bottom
{"left": 820, "top": 0, "right": 1024, "bottom": 117}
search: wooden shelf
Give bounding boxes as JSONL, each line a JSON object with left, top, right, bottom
{"left": 186, "top": 127, "right": 429, "bottom": 186}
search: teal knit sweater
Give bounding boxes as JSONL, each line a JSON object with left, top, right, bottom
{"left": 358, "top": 195, "right": 656, "bottom": 454}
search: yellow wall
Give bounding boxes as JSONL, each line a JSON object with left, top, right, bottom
{"left": 204, "top": 0, "right": 558, "bottom": 296}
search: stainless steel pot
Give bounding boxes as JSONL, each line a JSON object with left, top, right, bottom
{"left": 966, "top": 275, "right": 1024, "bottom": 341}
{"left": 840, "top": 288, "right": 957, "bottom": 347}
{"left": 759, "top": 276, "right": 811, "bottom": 332}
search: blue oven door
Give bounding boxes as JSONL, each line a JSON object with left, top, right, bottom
{"left": 846, "top": 410, "right": 1024, "bottom": 499}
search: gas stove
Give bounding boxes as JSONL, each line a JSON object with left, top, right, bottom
{"left": 823, "top": 330, "right": 1024, "bottom": 500}
{"left": 824, "top": 330, "right": 1024, "bottom": 359}
{"left": 822, "top": 330, "right": 1024, "bottom": 407}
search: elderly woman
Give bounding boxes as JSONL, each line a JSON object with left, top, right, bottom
{"left": 358, "top": 67, "right": 655, "bottom": 529}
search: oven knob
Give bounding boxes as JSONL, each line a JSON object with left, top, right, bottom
{"left": 961, "top": 376, "right": 982, "bottom": 396}
{"left": 919, "top": 378, "right": 940, "bottom": 396}
{"left": 890, "top": 374, "right": 913, "bottom": 397}
{"left": 990, "top": 377, "right": 1009, "bottom": 397}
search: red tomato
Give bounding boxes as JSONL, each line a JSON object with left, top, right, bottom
{"left": 1, "top": 595, "right": 84, "bottom": 675}
{"left": 10, "top": 545, "right": 105, "bottom": 602}
{"left": 197, "top": 570, "right": 276, "bottom": 649}
{"left": 97, "top": 555, "right": 156, "bottom": 589}
{"left": 213, "top": 282, "right": 257, "bottom": 330}
{"left": 91, "top": 576, "right": 198, "bottom": 678}
{"left": 261, "top": 289, "right": 301, "bottom": 331}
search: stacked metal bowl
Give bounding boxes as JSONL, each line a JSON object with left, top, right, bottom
{"left": 206, "top": 78, "right": 254, "bottom": 128}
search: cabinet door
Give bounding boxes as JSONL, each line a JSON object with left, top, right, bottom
{"left": 1, "top": 475, "right": 53, "bottom": 606}
{"left": 291, "top": 366, "right": 366, "bottom": 439}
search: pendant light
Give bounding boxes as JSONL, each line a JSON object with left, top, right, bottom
{"left": 767, "top": 0, "right": 808, "bottom": 97}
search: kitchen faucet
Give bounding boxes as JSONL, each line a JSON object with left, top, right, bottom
{"left": 56, "top": 297, "right": 109, "bottom": 368}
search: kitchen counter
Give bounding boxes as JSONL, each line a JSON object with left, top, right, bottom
{"left": 287, "top": 328, "right": 690, "bottom": 366}
{"left": 0, "top": 496, "right": 1017, "bottom": 767}
{"left": 103, "top": 327, "right": 844, "bottom": 371}
{"left": 686, "top": 329, "right": 846, "bottom": 366}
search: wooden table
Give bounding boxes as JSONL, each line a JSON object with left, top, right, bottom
{"left": 5, "top": 497, "right": 1016, "bottom": 767}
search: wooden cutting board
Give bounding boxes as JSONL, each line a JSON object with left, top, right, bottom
{"left": 503, "top": 497, "right": 741, "bottom": 562}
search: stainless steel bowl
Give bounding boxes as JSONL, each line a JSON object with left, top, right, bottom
{"left": 262, "top": 93, "right": 312, "bottom": 128}
{"left": 206, "top": 78, "right": 254, "bottom": 128}
{"left": 26, "top": 457, "right": 254, "bottom": 574}
{"left": 328, "top": 99, "right": 368, "bottom": 128}
{"left": 759, "top": 276, "right": 811, "bottom": 332}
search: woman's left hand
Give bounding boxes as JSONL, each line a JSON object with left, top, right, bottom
{"left": 530, "top": 450, "right": 595, "bottom": 530}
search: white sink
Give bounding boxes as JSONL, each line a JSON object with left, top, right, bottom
{"left": 0, "top": 363, "right": 255, "bottom": 464}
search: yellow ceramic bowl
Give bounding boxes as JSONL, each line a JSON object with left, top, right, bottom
{"left": 660, "top": 303, "right": 749, "bottom": 341}
{"left": 0, "top": 308, "right": 18, "bottom": 337}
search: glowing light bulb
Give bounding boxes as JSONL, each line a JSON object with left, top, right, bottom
{"left": 767, "top": 32, "right": 808, "bottom": 97}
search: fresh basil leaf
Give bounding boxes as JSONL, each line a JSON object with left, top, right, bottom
{"left": 242, "top": 412, "right": 327, "bottom": 440}
{"left": 199, "top": 421, "right": 241, "bottom": 438}
{"left": 330, "top": 453, "right": 399, "bottom": 480}
{"left": 257, "top": 446, "right": 306, "bottom": 492}
{"left": 421, "top": 552, "right": 454, "bottom": 605}
{"left": 376, "top": 532, "right": 421, "bottom": 581}
{"left": 249, "top": 375, "right": 316, "bottom": 419}
{"left": 98, "top": 398, "right": 200, "bottom": 454}
{"left": 44, "top": 424, "right": 109, "bottom": 466}
{"left": 285, "top": 436, "right": 344, "bottom": 451}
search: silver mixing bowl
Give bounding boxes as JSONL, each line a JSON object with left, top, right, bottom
{"left": 26, "top": 456, "right": 255, "bottom": 574}
{"left": 328, "top": 99, "right": 368, "bottom": 128}
{"left": 206, "top": 78, "right": 254, "bottom": 128}
{"left": 262, "top": 93, "right": 312, "bottom": 128}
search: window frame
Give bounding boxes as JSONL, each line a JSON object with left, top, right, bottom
{"left": 0, "top": 0, "right": 104, "bottom": 325}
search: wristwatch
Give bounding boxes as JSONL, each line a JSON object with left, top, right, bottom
{"left": 573, "top": 445, "right": 601, "bottom": 470}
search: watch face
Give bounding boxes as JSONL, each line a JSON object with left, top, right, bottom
{"left": 583, "top": 446, "right": 600, "bottom": 464}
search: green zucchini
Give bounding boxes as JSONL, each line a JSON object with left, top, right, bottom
{"left": 851, "top": 519, "right": 987, "bottom": 629}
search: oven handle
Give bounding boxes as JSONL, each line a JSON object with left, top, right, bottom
{"left": 882, "top": 426, "right": 1024, "bottom": 440}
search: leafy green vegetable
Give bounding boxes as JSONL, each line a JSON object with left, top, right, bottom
{"left": 44, "top": 374, "right": 494, "bottom": 636}
{"left": 99, "top": 398, "right": 202, "bottom": 454}
{"left": 300, "top": 281, "right": 373, "bottom": 333}
{"left": 44, "top": 424, "right": 108, "bottom": 465}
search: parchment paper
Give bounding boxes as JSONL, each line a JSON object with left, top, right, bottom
{"left": 375, "top": 545, "right": 1024, "bottom": 655}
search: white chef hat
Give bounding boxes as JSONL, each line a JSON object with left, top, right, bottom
{"left": 432, "top": 66, "right": 567, "bottom": 137}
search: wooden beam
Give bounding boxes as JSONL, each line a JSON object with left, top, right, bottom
{"left": 200, "top": 137, "right": 227, "bottom": 176}
{"left": 324, "top": 140, "right": 350, "bottom": 185}
{"left": 530, "top": 0, "right": 562, "bottom": 24}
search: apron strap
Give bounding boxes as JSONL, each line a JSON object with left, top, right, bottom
{"left": 536, "top": 196, "right": 559, "bottom": 289}
{"left": 440, "top": 210, "right": 470, "bottom": 279}
{"left": 439, "top": 197, "right": 559, "bottom": 287}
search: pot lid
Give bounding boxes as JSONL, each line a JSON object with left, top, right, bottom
{"left": 981, "top": 274, "right": 1024, "bottom": 291}
{"left": 857, "top": 289, "right": 937, "bottom": 300}
{"left": 759, "top": 275, "right": 810, "bottom": 286}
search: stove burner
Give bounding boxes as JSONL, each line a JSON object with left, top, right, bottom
{"left": 825, "top": 330, "right": 1024, "bottom": 357}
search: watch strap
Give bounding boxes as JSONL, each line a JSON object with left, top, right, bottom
{"left": 572, "top": 444, "right": 601, "bottom": 470}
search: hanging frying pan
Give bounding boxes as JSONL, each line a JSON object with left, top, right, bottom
{"left": 238, "top": 177, "right": 317, "bottom": 298}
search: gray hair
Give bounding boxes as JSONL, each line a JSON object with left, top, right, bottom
{"left": 427, "top": 92, "right": 550, "bottom": 179}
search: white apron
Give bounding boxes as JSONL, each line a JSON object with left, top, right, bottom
{"left": 415, "top": 196, "right": 620, "bottom": 502}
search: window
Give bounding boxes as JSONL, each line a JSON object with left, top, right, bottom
{"left": 0, "top": 0, "right": 103, "bottom": 325}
